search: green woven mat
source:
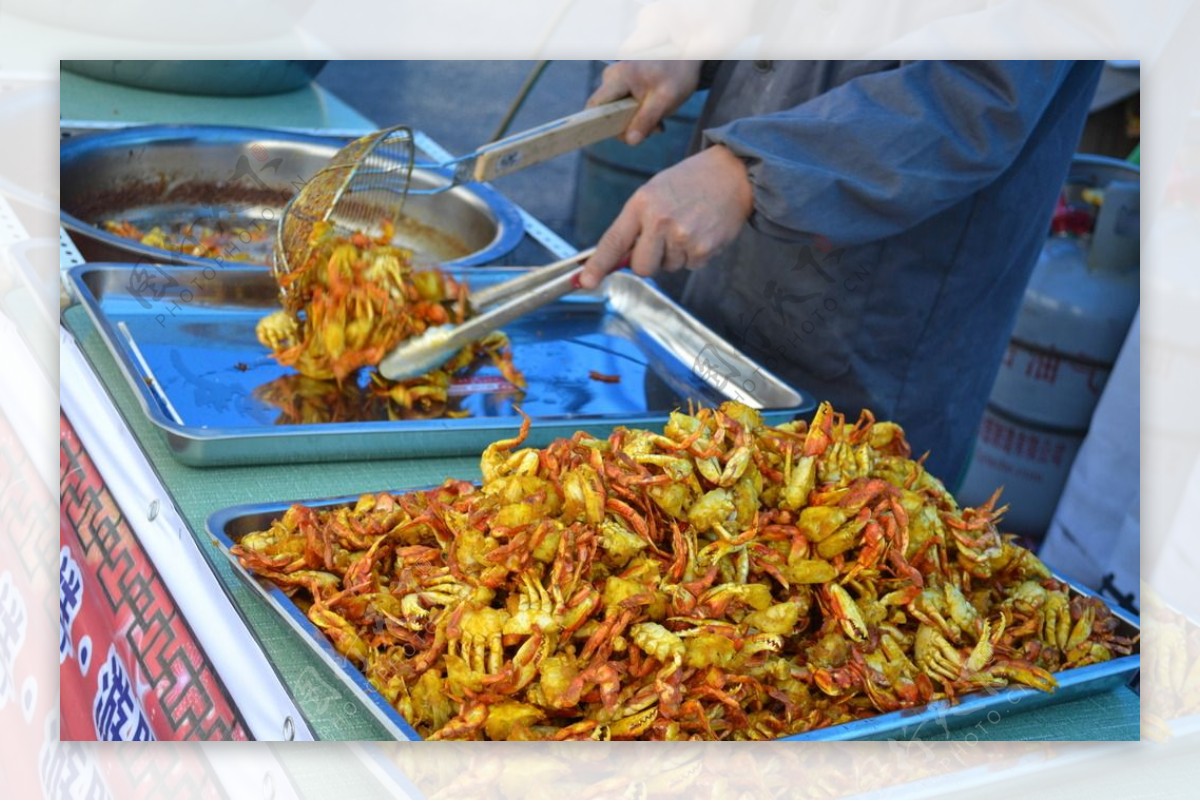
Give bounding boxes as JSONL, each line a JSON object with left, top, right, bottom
{"left": 63, "top": 306, "right": 1139, "bottom": 743}
{"left": 893, "top": 685, "right": 1139, "bottom": 741}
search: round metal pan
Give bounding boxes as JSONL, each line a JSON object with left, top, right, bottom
{"left": 60, "top": 124, "right": 526, "bottom": 270}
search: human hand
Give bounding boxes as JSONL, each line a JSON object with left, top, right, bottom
{"left": 587, "top": 60, "right": 702, "bottom": 146}
{"left": 578, "top": 144, "right": 753, "bottom": 289}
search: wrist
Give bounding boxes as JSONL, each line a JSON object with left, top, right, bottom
{"left": 708, "top": 144, "right": 754, "bottom": 220}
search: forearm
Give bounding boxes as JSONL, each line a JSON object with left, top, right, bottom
{"left": 704, "top": 61, "right": 1078, "bottom": 245}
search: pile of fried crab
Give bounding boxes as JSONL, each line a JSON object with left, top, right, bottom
{"left": 232, "top": 401, "right": 1136, "bottom": 740}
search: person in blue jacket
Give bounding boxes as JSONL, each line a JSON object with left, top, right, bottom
{"left": 578, "top": 60, "right": 1104, "bottom": 487}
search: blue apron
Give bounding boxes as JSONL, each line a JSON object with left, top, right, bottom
{"left": 667, "top": 60, "right": 1103, "bottom": 486}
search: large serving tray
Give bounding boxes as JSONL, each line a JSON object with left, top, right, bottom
{"left": 68, "top": 263, "right": 811, "bottom": 466}
{"left": 208, "top": 494, "right": 1140, "bottom": 742}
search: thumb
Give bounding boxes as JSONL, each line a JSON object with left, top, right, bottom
{"left": 623, "top": 91, "right": 673, "bottom": 146}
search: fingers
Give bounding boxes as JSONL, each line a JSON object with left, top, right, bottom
{"left": 587, "top": 61, "right": 695, "bottom": 146}
{"left": 579, "top": 207, "right": 640, "bottom": 290}
{"left": 586, "top": 69, "right": 631, "bottom": 108}
{"left": 628, "top": 226, "right": 665, "bottom": 277}
{"left": 580, "top": 141, "right": 752, "bottom": 291}
{"left": 587, "top": 69, "right": 658, "bottom": 146}
{"left": 662, "top": 238, "right": 689, "bottom": 273}
{"left": 624, "top": 95, "right": 672, "bottom": 146}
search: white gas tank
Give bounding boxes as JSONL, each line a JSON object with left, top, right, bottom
{"left": 959, "top": 155, "right": 1139, "bottom": 541}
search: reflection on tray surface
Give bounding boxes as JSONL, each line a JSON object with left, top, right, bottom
{"left": 252, "top": 369, "right": 514, "bottom": 425}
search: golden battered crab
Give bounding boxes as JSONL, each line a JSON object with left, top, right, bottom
{"left": 233, "top": 400, "right": 1136, "bottom": 740}
{"left": 256, "top": 219, "right": 524, "bottom": 408}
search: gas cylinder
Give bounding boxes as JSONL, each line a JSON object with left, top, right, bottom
{"left": 958, "top": 155, "right": 1140, "bottom": 541}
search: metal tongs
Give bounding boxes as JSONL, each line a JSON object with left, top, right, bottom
{"left": 379, "top": 247, "right": 603, "bottom": 381}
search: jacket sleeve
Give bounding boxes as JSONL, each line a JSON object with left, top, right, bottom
{"left": 703, "top": 61, "right": 1083, "bottom": 246}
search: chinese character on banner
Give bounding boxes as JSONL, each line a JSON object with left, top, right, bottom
{"left": 59, "top": 548, "right": 83, "bottom": 664}
{"left": 0, "top": 571, "right": 27, "bottom": 710}
{"left": 40, "top": 715, "right": 113, "bottom": 800}
{"left": 980, "top": 418, "right": 996, "bottom": 445}
{"left": 92, "top": 647, "right": 155, "bottom": 741}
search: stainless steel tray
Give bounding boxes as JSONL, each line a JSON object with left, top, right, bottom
{"left": 208, "top": 495, "right": 1141, "bottom": 742}
{"left": 59, "top": 124, "right": 525, "bottom": 269}
{"left": 68, "top": 263, "right": 811, "bottom": 466}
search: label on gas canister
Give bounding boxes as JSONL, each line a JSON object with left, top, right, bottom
{"left": 988, "top": 340, "right": 1111, "bottom": 431}
{"left": 958, "top": 406, "right": 1085, "bottom": 539}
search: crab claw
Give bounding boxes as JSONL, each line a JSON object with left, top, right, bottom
{"left": 803, "top": 402, "right": 837, "bottom": 457}
{"left": 988, "top": 660, "right": 1058, "bottom": 694}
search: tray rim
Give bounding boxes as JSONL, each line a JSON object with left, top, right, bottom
{"left": 66, "top": 262, "right": 813, "bottom": 464}
{"left": 206, "top": 492, "right": 1141, "bottom": 743}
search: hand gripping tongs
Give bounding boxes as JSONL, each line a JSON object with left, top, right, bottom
{"left": 378, "top": 247, "right": 603, "bottom": 381}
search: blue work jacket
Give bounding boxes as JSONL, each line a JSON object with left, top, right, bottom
{"left": 671, "top": 60, "right": 1103, "bottom": 486}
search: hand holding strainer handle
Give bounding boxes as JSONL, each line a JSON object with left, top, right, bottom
{"left": 435, "top": 96, "right": 639, "bottom": 188}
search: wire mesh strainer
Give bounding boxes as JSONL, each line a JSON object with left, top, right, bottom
{"left": 273, "top": 124, "right": 416, "bottom": 291}
{"left": 273, "top": 98, "right": 638, "bottom": 289}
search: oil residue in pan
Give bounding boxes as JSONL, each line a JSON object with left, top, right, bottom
{"left": 74, "top": 177, "right": 475, "bottom": 268}
{"left": 101, "top": 216, "right": 277, "bottom": 264}
{"left": 68, "top": 175, "right": 293, "bottom": 222}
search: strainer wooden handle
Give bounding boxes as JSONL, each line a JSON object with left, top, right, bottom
{"left": 468, "top": 97, "right": 639, "bottom": 183}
